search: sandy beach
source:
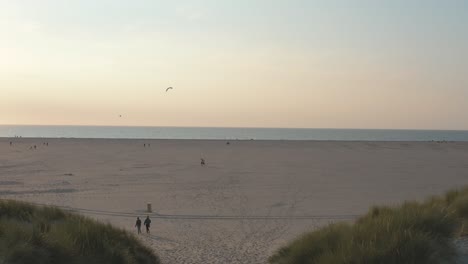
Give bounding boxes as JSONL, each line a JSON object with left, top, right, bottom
{"left": 1, "top": 138, "right": 467, "bottom": 263}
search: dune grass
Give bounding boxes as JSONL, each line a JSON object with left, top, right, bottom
{"left": 0, "top": 200, "right": 159, "bottom": 264}
{"left": 270, "top": 187, "right": 468, "bottom": 264}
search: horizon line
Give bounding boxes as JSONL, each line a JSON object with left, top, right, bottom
{"left": 1, "top": 124, "right": 468, "bottom": 132}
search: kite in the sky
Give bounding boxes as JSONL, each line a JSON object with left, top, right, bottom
{"left": 166, "top": 87, "right": 173, "bottom": 92}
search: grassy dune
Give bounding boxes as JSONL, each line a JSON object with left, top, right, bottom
{"left": 270, "top": 187, "right": 468, "bottom": 264}
{"left": 0, "top": 200, "right": 159, "bottom": 264}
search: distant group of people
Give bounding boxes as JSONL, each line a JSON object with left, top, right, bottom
{"left": 135, "top": 216, "right": 152, "bottom": 234}
{"left": 28, "top": 142, "right": 49, "bottom": 150}
{"left": 143, "top": 143, "right": 151, "bottom": 147}
{"left": 8, "top": 141, "right": 49, "bottom": 149}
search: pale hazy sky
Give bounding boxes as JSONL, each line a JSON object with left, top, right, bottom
{"left": 1, "top": 0, "right": 467, "bottom": 129}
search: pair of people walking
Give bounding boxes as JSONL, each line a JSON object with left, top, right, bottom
{"left": 135, "top": 216, "right": 151, "bottom": 234}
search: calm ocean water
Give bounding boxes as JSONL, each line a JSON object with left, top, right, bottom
{"left": 1, "top": 125, "right": 468, "bottom": 141}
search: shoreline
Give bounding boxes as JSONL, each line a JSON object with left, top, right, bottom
{"left": 2, "top": 137, "right": 467, "bottom": 143}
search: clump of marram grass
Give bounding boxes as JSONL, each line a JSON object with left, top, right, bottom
{"left": 270, "top": 187, "right": 468, "bottom": 264}
{"left": 0, "top": 200, "right": 159, "bottom": 264}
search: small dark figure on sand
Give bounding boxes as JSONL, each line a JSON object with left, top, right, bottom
{"left": 144, "top": 216, "right": 151, "bottom": 234}
{"left": 200, "top": 158, "right": 206, "bottom": 166}
{"left": 34, "top": 145, "right": 36, "bottom": 149}
{"left": 226, "top": 141, "right": 230, "bottom": 145}
{"left": 135, "top": 217, "right": 142, "bottom": 234}
{"left": 144, "top": 143, "right": 146, "bottom": 147}
{"left": 9, "top": 142, "right": 12, "bottom": 146}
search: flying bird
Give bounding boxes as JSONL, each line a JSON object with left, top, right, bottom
{"left": 166, "top": 87, "right": 173, "bottom": 92}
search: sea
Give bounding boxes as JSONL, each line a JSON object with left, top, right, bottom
{"left": 1, "top": 125, "right": 468, "bottom": 141}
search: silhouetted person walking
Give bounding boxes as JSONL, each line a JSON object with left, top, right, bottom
{"left": 144, "top": 216, "right": 151, "bottom": 234}
{"left": 135, "top": 217, "right": 142, "bottom": 234}
{"left": 200, "top": 158, "right": 206, "bottom": 166}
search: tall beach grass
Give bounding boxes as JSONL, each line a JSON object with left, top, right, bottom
{"left": 270, "top": 187, "right": 468, "bottom": 264}
{"left": 0, "top": 200, "right": 159, "bottom": 264}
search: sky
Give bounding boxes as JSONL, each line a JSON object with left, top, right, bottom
{"left": 1, "top": 0, "right": 467, "bottom": 129}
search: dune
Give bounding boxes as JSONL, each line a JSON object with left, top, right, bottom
{"left": 0, "top": 199, "right": 159, "bottom": 264}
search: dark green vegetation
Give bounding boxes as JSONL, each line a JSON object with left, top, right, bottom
{"left": 0, "top": 200, "right": 159, "bottom": 264}
{"left": 270, "top": 187, "right": 468, "bottom": 264}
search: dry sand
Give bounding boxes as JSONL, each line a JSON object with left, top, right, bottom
{"left": 1, "top": 138, "right": 468, "bottom": 263}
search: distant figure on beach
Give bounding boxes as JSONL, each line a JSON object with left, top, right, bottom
{"left": 34, "top": 145, "right": 37, "bottom": 149}
{"left": 9, "top": 141, "right": 12, "bottom": 146}
{"left": 200, "top": 158, "right": 206, "bottom": 166}
{"left": 144, "top": 143, "right": 146, "bottom": 147}
{"left": 135, "top": 217, "right": 142, "bottom": 234}
{"left": 148, "top": 143, "right": 150, "bottom": 147}
{"left": 226, "top": 141, "right": 230, "bottom": 145}
{"left": 144, "top": 216, "right": 151, "bottom": 233}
